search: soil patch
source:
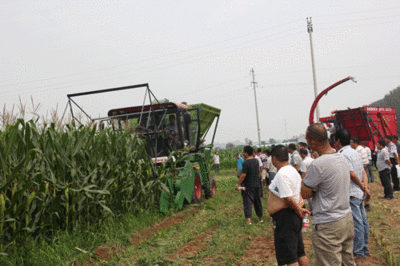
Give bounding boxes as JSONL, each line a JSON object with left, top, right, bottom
{"left": 239, "top": 231, "right": 276, "bottom": 265}
{"left": 165, "top": 225, "right": 218, "bottom": 263}
{"left": 93, "top": 208, "right": 197, "bottom": 261}
{"left": 130, "top": 210, "right": 195, "bottom": 246}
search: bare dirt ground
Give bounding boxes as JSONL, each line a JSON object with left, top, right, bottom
{"left": 165, "top": 225, "right": 218, "bottom": 263}
{"left": 93, "top": 207, "right": 197, "bottom": 261}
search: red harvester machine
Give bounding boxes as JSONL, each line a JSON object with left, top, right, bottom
{"left": 319, "top": 106, "right": 397, "bottom": 150}
{"left": 309, "top": 77, "right": 398, "bottom": 150}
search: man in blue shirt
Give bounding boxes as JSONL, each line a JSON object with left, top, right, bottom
{"left": 236, "top": 153, "right": 244, "bottom": 178}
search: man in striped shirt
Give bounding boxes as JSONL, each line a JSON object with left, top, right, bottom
{"left": 336, "top": 130, "right": 370, "bottom": 260}
{"left": 385, "top": 135, "right": 400, "bottom": 191}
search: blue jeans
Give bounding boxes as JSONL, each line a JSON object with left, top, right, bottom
{"left": 350, "top": 197, "right": 369, "bottom": 256}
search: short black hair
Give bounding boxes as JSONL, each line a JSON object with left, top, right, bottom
{"left": 350, "top": 137, "right": 360, "bottom": 145}
{"left": 307, "top": 123, "right": 328, "bottom": 143}
{"left": 288, "top": 143, "right": 296, "bottom": 150}
{"left": 385, "top": 135, "right": 392, "bottom": 140}
{"left": 257, "top": 148, "right": 262, "bottom": 153}
{"left": 300, "top": 148, "right": 308, "bottom": 156}
{"left": 243, "top": 145, "right": 254, "bottom": 156}
{"left": 298, "top": 142, "right": 308, "bottom": 148}
{"left": 266, "top": 149, "right": 272, "bottom": 156}
{"left": 378, "top": 139, "right": 386, "bottom": 147}
{"left": 360, "top": 141, "right": 367, "bottom": 146}
{"left": 394, "top": 136, "right": 398, "bottom": 141}
{"left": 335, "top": 129, "right": 351, "bottom": 146}
{"left": 271, "top": 145, "right": 289, "bottom": 162}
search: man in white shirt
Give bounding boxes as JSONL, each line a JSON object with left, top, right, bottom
{"left": 299, "top": 148, "right": 314, "bottom": 180}
{"left": 257, "top": 148, "right": 268, "bottom": 185}
{"left": 213, "top": 151, "right": 220, "bottom": 173}
{"left": 266, "top": 149, "right": 278, "bottom": 183}
{"left": 385, "top": 135, "right": 400, "bottom": 191}
{"left": 350, "top": 137, "right": 368, "bottom": 167}
{"left": 377, "top": 139, "right": 393, "bottom": 199}
{"left": 267, "top": 145, "right": 309, "bottom": 266}
{"left": 361, "top": 141, "right": 374, "bottom": 183}
{"left": 288, "top": 144, "right": 302, "bottom": 173}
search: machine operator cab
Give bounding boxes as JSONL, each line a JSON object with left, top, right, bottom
{"left": 107, "top": 102, "right": 201, "bottom": 164}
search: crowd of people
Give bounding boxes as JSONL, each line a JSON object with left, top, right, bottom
{"left": 232, "top": 123, "right": 400, "bottom": 266}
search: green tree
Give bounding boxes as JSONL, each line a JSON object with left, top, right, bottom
{"left": 372, "top": 85, "right": 400, "bottom": 135}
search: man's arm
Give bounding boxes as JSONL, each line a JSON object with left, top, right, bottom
{"left": 301, "top": 183, "right": 313, "bottom": 199}
{"left": 394, "top": 152, "right": 400, "bottom": 165}
{"left": 350, "top": 171, "right": 365, "bottom": 191}
{"left": 362, "top": 170, "right": 370, "bottom": 197}
{"left": 301, "top": 172, "right": 306, "bottom": 179}
{"left": 283, "top": 196, "right": 311, "bottom": 218}
{"left": 235, "top": 173, "right": 246, "bottom": 190}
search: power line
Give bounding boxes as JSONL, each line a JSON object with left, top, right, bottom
{"left": 3, "top": 27, "right": 304, "bottom": 96}
{"left": 2, "top": 5, "right": 400, "bottom": 89}
{"left": 313, "top": 5, "right": 400, "bottom": 18}
{"left": 318, "top": 14, "right": 400, "bottom": 25}
{"left": 1, "top": 19, "right": 303, "bottom": 88}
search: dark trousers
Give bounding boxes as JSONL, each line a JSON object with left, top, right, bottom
{"left": 379, "top": 169, "right": 393, "bottom": 199}
{"left": 365, "top": 161, "right": 374, "bottom": 183}
{"left": 214, "top": 164, "right": 220, "bottom": 173}
{"left": 242, "top": 187, "right": 263, "bottom": 219}
{"left": 390, "top": 158, "right": 399, "bottom": 190}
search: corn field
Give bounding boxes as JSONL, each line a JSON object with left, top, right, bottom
{"left": 0, "top": 119, "right": 173, "bottom": 255}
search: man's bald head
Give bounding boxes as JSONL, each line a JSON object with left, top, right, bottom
{"left": 306, "top": 123, "right": 328, "bottom": 143}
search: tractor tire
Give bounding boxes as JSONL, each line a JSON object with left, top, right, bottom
{"left": 205, "top": 176, "right": 217, "bottom": 199}
{"left": 210, "top": 177, "right": 217, "bottom": 196}
{"left": 191, "top": 170, "right": 203, "bottom": 204}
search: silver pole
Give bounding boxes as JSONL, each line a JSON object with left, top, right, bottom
{"left": 307, "top": 17, "right": 320, "bottom": 122}
{"left": 251, "top": 68, "right": 262, "bottom": 147}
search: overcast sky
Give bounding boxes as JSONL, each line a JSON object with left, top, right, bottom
{"left": 1, "top": 0, "right": 400, "bottom": 144}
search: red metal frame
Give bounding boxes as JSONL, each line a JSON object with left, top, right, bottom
{"left": 319, "top": 107, "right": 397, "bottom": 150}
{"left": 309, "top": 76, "right": 354, "bottom": 125}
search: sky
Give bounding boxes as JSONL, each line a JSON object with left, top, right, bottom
{"left": 1, "top": 0, "right": 400, "bottom": 145}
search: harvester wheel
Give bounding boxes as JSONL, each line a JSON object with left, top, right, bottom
{"left": 191, "top": 171, "right": 203, "bottom": 204}
{"left": 205, "top": 176, "right": 217, "bottom": 199}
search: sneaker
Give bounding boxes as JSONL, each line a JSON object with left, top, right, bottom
{"left": 364, "top": 205, "right": 371, "bottom": 212}
{"left": 260, "top": 220, "right": 264, "bottom": 224}
{"left": 247, "top": 222, "right": 252, "bottom": 225}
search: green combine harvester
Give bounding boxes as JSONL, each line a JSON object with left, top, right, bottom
{"left": 67, "top": 84, "right": 221, "bottom": 212}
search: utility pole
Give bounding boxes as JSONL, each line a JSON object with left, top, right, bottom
{"left": 250, "top": 68, "right": 261, "bottom": 147}
{"left": 307, "top": 17, "right": 320, "bottom": 122}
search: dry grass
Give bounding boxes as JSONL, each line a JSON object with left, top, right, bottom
{"left": 0, "top": 98, "right": 83, "bottom": 131}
